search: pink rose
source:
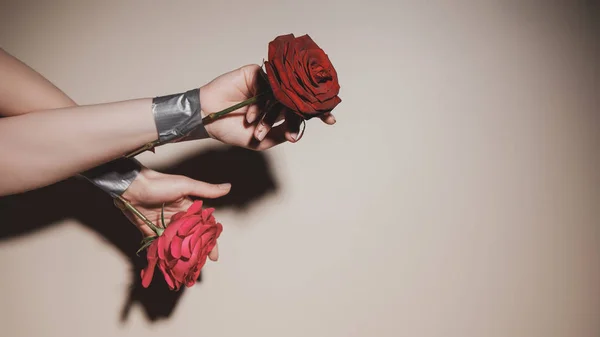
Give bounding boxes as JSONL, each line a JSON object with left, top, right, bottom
{"left": 140, "top": 200, "right": 222, "bottom": 290}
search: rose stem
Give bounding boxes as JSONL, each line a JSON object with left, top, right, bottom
{"left": 202, "top": 91, "right": 269, "bottom": 124}
{"left": 115, "top": 195, "right": 164, "bottom": 236}
{"left": 125, "top": 91, "right": 269, "bottom": 158}
{"left": 125, "top": 140, "right": 160, "bottom": 158}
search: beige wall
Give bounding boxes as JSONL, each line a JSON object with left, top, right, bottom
{"left": 0, "top": 1, "right": 598, "bottom": 336}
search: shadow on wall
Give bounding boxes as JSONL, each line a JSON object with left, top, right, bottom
{"left": 0, "top": 146, "right": 279, "bottom": 322}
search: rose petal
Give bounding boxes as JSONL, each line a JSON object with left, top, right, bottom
{"left": 171, "top": 259, "right": 192, "bottom": 284}
{"left": 196, "top": 255, "right": 208, "bottom": 274}
{"left": 147, "top": 239, "right": 159, "bottom": 258}
{"left": 299, "top": 43, "right": 340, "bottom": 106}
{"left": 181, "top": 234, "right": 193, "bottom": 259}
{"left": 186, "top": 233, "right": 206, "bottom": 267}
{"left": 295, "top": 51, "right": 319, "bottom": 103}
{"left": 185, "top": 266, "right": 201, "bottom": 288}
{"left": 189, "top": 230, "right": 202, "bottom": 252}
{"left": 169, "top": 236, "right": 183, "bottom": 259}
{"left": 166, "top": 257, "right": 178, "bottom": 269}
{"left": 196, "top": 241, "right": 214, "bottom": 271}
{"left": 294, "top": 34, "right": 319, "bottom": 51}
{"left": 265, "top": 62, "right": 298, "bottom": 110}
{"left": 273, "top": 41, "right": 294, "bottom": 93}
{"left": 177, "top": 215, "right": 202, "bottom": 236}
{"left": 309, "top": 96, "right": 342, "bottom": 112}
{"left": 162, "top": 216, "right": 182, "bottom": 240}
{"left": 270, "top": 36, "right": 303, "bottom": 112}
{"left": 140, "top": 242, "right": 159, "bottom": 288}
{"left": 158, "top": 262, "right": 177, "bottom": 290}
{"left": 201, "top": 208, "right": 215, "bottom": 222}
{"left": 281, "top": 50, "right": 319, "bottom": 105}
{"left": 186, "top": 200, "right": 204, "bottom": 215}
{"left": 281, "top": 85, "right": 316, "bottom": 114}
{"left": 198, "top": 229, "right": 220, "bottom": 255}
{"left": 185, "top": 279, "right": 197, "bottom": 288}
{"left": 157, "top": 237, "right": 168, "bottom": 260}
{"left": 268, "top": 34, "right": 294, "bottom": 61}
{"left": 307, "top": 53, "right": 339, "bottom": 97}
{"left": 169, "top": 211, "right": 185, "bottom": 224}
{"left": 202, "top": 241, "right": 217, "bottom": 260}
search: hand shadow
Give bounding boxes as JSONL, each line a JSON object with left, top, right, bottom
{"left": 0, "top": 145, "right": 278, "bottom": 322}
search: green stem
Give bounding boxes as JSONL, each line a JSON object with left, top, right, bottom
{"left": 116, "top": 195, "right": 164, "bottom": 236}
{"left": 202, "top": 91, "right": 270, "bottom": 124}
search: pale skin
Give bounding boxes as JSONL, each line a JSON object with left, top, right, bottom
{"left": 0, "top": 49, "right": 335, "bottom": 196}
{"left": 0, "top": 48, "right": 336, "bottom": 261}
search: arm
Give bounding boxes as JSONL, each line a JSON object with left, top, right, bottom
{"left": 0, "top": 47, "right": 331, "bottom": 196}
{"left": 0, "top": 48, "right": 225, "bottom": 260}
{"left": 0, "top": 49, "right": 75, "bottom": 115}
{"left": 0, "top": 48, "right": 151, "bottom": 197}
{"left": 0, "top": 99, "right": 159, "bottom": 191}
{"left": 0, "top": 49, "right": 160, "bottom": 195}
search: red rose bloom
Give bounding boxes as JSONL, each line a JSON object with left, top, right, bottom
{"left": 140, "top": 200, "right": 222, "bottom": 290}
{"left": 265, "top": 34, "right": 341, "bottom": 119}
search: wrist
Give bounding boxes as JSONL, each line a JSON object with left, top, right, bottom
{"left": 198, "top": 85, "right": 216, "bottom": 139}
{"left": 79, "top": 157, "right": 143, "bottom": 197}
{"left": 120, "top": 166, "right": 150, "bottom": 201}
{"left": 151, "top": 88, "right": 210, "bottom": 144}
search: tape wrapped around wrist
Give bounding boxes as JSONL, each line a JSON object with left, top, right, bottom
{"left": 152, "top": 88, "right": 209, "bottom": 143}
{"left": 80, "top": 157, "right": 142, "bottom": 197}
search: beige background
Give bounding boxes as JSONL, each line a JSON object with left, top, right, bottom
{"left": 0, "top": 0, "right": 599, "bottom": 336}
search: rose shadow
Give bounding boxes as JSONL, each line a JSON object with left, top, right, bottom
{"left": 0, "top": 145, "right": 278, "bottom": 322}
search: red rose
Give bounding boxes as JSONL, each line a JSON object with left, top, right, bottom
{"left": 265, "top": 34, "right": 341, "bottom": 119}
{"left": 140, "top": 200, "right": 222, "bottom": 290}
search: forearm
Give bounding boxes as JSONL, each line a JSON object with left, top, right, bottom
{"left": 0, "top": 48, "right": 210, "bottom": 196}
{"left": 0, "top": 48, "right": 75, "bottom": 115}
{"left": 0, "top": 48, "right": 149, "bottom": 197}
{"left": 0, "top": 99, "right": 157, "bottom": 195}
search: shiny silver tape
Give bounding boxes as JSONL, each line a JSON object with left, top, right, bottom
{"left": 80, "top": 157, "right": 142, "bottom": 197}
{"left": 152, "top": 88, "right": 209, "bottom": 143}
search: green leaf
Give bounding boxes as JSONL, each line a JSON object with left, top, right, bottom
{"left": 136, "top": 239, "right": 155, "bottom": 256}
{"left": 161, "top": 203, "right": 166, "bottom": 228}
{"left": 140, "top": 236, "right": 155, "bottom": 244}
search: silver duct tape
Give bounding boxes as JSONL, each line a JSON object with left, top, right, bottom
{"left": 152, "top": 88, "right": 209, "bottom": 143}
{"left": 80, "top": 157, "right": 142, "bottom": 197}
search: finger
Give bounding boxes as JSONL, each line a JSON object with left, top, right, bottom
{"left": 138, "top": 225, "right": 156, "bottom": 238}
{"left": 246, "top": 104, "right": 260, "bottom": 124}
{"left": 243, "top": 64, "right": 270, "bottom": 124}
{"left": 254, "top": 104, "right": 284, "bottom": 141}
{"left": 241, "top": 64, "right": 263, "bottom": 96}
{"left": 320, "top": 112, "right": 336, "bottom": 125}
{"left": 177, "top": 176, "right": 232, "bottom": 199}
{"left": 284, "top": 111, "right": 305, "bottom": 143}
{"left": 253, "top": 118, "right": 293, "bottom": 150}
{"left": 208, "top": 242, "right": 219, "bottom": 261}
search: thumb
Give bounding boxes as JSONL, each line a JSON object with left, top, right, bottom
{"left": 177, "top": 176, "right": 231, "bottom": 199}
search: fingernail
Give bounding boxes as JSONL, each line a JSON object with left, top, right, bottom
{"left": 219, "top": 183, "right": 231, "bottom": 189}
{"left": 331, "top": 116, "right": 336, "bottom": 124}
{"left": 247, "top": 113, "right": 256, "bottom": 124}
{"left": 256, "top": 127, "right": 266, "bottom": 141}
{"left": 291, "top": 132, "right": 298, "bottom": 141}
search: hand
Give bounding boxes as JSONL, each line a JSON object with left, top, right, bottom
{"left": 198, "top": 64, "right": 336, "bottom": 150}
{"left": 114, "top": 167, "right": 231, "bottom": 261}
